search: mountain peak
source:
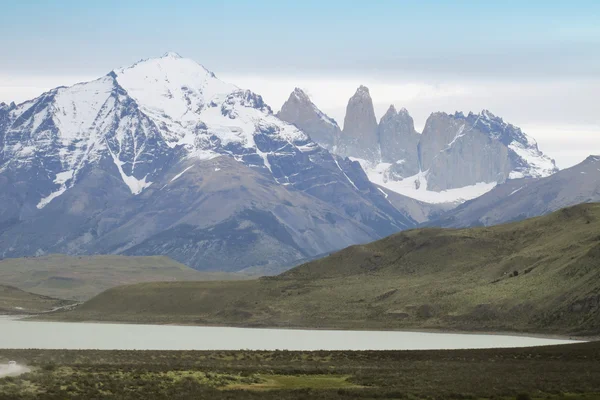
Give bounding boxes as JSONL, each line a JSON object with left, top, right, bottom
{"left": 115, "top": 52, "right": 216, "bottom": 80}
{"left": 291, "top": 87, "right": 311, "bottom": 102}
{"left": 585, "top": 155, "right": 600, "bottom": 163}
{"left": 354, "top": 85, "right": 371, "bottom": 97}
{"left": 340, "top": 85, "right": 379, "bottom": 161}
{"left": 161, "top": 51, "right": 183, "bottom": 59}
{"left": 398, "top": 107, "right": 410, "bottom": 116}
{"left": 277, "top": 87, "right": 340, "bottom": 150}
{"left": 384, "top": 104, "right": 397, "bottom": 115}
{"left": 481, "top": 109, "right": 499, "bottom": 121}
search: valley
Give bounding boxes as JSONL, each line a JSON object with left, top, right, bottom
{"left": 41, "top": 203, "right": 600, "bottom": 336}
{"left": 0, "top": 254, "right": 248, "bottom": 301}
{"left": 1, "top": 3, "right": 599, "bottom": 400}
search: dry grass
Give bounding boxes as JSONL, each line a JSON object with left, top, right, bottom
{"left": 46, "top": 203, "right": 600, "bottom": 335}
{"left": 0, "top": 254, "right": 250, "bottom": 301}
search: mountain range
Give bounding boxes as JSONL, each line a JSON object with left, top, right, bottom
{"left": 0, "top": 53, "right": 414, "bottom": 272}
{"left": 279, "top": 86, "right": 558, "bottom": 203}
{"left": 1, "top": 52, "right": 598, "bottom": 273}
{"left": 430, "top": 155, "right": 600, "bottom": 227}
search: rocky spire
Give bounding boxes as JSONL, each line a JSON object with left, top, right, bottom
{"left": 277, "top": 88, "right": 340, "bottom": 150}
{"left": 338, "top": 86, "right": 379, "bottom": 162}
{"left": 377, "top": 105, "right": 420, "bottom": 177}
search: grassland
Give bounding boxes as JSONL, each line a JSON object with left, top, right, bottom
{"left": 0, "top": 285, "right": 75, "bottom": 314}
{"left": 1, "top": 342, "right": 600, "bottom": 399}
{"left": 45, "top": 203, "right": 600, "bottom": 335}
{"left": 0, "top": 254, "right": 250, "bottom": 301}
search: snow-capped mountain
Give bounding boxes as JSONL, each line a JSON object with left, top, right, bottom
{"left": 278, "top": 87, "right": 558, "bottom": 205}
{"left": 0, "top": 53, "right": 415, "bottom": 272}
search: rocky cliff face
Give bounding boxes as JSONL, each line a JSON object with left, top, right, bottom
{"left": 419, "top": 112, "right": 511, "bottom": 191}
{"left": 377, "top": 105, "right": 420, "bottom": 178}
{"left": 317, "top": 88, "right": 557, "bottom": 203}
{"left": 276, "top": 88, "right": 340, "bottom": 150}
{"left": 338, "top": 86, "right": 379, "bottom": 161}
{"left": 0, "top": 53, "right": 416, "bottom": 271}
{"left": 419, "top": 110, "right": 557, "bottom": 191}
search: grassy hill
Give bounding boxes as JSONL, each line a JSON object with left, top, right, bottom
{"left": 0, "top": 254, "right": 249, "bottom": 301}
{"left": 46, "top": 203, "right": 600, "bottom": 335}
{"left": 0, "top": 284, "right": 75, "bottom": 314}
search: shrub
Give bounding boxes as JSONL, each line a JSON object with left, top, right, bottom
{"left": 516, "top": 393, "right": 531, "bottom": 400}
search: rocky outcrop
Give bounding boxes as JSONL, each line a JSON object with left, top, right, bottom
{"left": 419, "top": 112, "right": 511, "bottom": 191}
{"left": 338, "top": 86, "right": 379, "bottom": 161}
{"left": 276, "top": 88, "right": 340, "bottom": 150}
{"left": 284, "top": 91, "right": 558, "bottom": 207}
{"left": 419, "top": 110, "right": 557, "bottom": 191}
{"left": 378, "top": 105, "right": 421, "bottom": 178}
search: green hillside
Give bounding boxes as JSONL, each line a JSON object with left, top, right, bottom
{"left": 0, "top": 254, "right": 249, "bottom": 301}
{"left": 0, "top": 284, "right": 75, "bottom": 314}
{"left": 46, "top": 203, "right": 600, "bottom": 335}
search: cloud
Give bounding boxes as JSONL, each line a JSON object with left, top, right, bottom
{"left": 0, "top": 74, "right": 95, "bottom": 104}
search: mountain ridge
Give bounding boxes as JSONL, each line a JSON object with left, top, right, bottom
{"left": 278, "top": 87, "right": 558, "bottom": 203}
{"left": 0, "top": 53, "right": 416, "bottom": 271}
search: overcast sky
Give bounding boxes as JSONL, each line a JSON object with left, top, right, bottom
{"left": 1, "top": 0, "right": 598, "bottom": 168}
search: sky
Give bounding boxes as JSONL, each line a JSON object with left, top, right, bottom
{"left": 1, "top": 0, "right": 599, "bottom": 168}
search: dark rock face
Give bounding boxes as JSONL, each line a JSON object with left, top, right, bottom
{"left": 378, "top": 105, "right": 420, "bottom": 177}
{"left": 419, "top": 112, "right": 512, "bottom": 191}
{"left": 339, "top": 86, "right": 379, "bottom": 162}
{"left": 277, "top": 88, "right": 340, "bottom": 150}
{"left": 419, "top": 110, "right": 557, "bottom": 191}
{"left": 0, "top": 55, "right": 416, "bottom": 272}
{"left": 281, "top": 88, "right": 557, "bottom": 198}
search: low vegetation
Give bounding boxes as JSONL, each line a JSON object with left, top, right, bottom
{"left": 46, "top": 203, "right": 600, "bottom": 335}
{"left": 0, "top": 254, "right": 250, "bottom": 301}
{"left": 1, "top": 342, "right": 600, "bottom": 399}
{"left": 0, "top": 285, "right": 75, "bottom": 314}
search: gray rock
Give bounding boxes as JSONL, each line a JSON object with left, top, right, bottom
{"left": 277, "top": 88, "right": 340, "bottom": 150}
{"left": 419, "top": 110, "right": 557, "bottom": 191}
{"left": 339, "top": 86, "right": 379, "bottom": 161}
{"left": 377, "top": 105, "right": 420, "bottom": 177}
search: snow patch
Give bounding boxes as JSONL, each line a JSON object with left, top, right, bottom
{"left": 509, "top": 186, "right": 524, "bottom": 196}
{"left": 255, "top": 147, "right": 272, "bottom": 173}
{"left": 509, "top": 141, "right": 556, "bottom": 178}
{"left": 333, "top": 157, "right": 359, "bottom": 190}
{"left": 54, "top": 170, "right": 74, "bottom": 185}
{"left": 36, "top": 170, "right": 77, "bottom": 209}
{"left": 37, "top": 187, "right": 67, "bottom": 209}
{"left": 444, "top": 123, "right": 466, "bottom": 150}
{"left": 170, "top": 165, "right": 195, "bottom": 183}
{"left": 107, "top": 145, "right": 152, "bottom": 195}
{"left": 351, "top": 158, "right": 496, "bottom": 204}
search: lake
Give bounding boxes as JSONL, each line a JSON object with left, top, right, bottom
{"left": 0, "top": 316, "right": 576, "bottom": 351}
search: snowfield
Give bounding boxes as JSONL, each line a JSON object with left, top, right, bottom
{"left": 351, "top": 158, "right": 497, "bottom": 204}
